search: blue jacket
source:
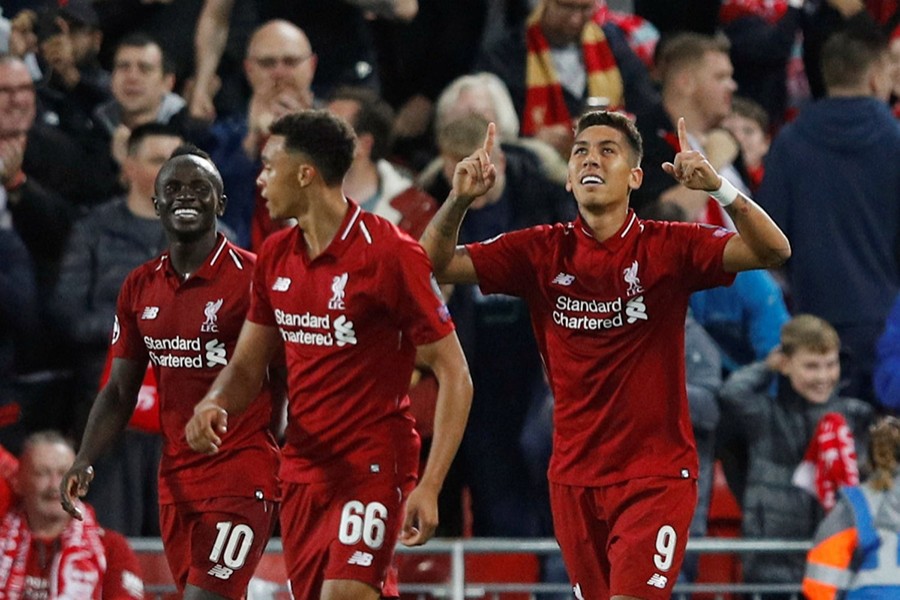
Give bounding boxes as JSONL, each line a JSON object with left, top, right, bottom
{"left": 874, "top": 293, "right": 900, "bottom": 410}
{"left": 690, "top": 269, "right": 789, "bottom": 373}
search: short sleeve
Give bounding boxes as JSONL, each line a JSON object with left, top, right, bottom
{"left": 390, "top": 239, "right": 455, "bottom": 347}
{"left": 110, "top": 273, "right": 149, "bottom": 363}
{"left": 466, "top": 226, "right": 549, "bottom": 299}
{"left": 248, "top": 247, "right": 276, "bottom": 327}
{"left": 675, "top": 222, "right": 736, "bottom": 292}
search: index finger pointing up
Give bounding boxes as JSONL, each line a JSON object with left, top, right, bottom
{"left": 676, "top": 117, "right": 692, "bottom": 152}
{"left": 483, "top": 122, "right": 496, "bottom": 156}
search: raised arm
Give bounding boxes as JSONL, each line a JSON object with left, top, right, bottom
{"left": 662, "top": 117, "right": 791, "bottom": 272}
{"left": 189, "top": 0, "right": 234, "bottom": 121}
{"left": 184, "top": 320, "right": 280, "bottom": 454}
{"left": 419, "top": 123, "right": 498, "bottom": 285}
{"left": 399, "top": 331, "right": 472, "bottom": 546}
{"left": 60, "top": 357, "right": 146, "bottom": 520}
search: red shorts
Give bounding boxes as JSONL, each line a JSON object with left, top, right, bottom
{"left": 550, "top": 477, "right": 696, "bottom": 600}
{"left": 280, "top": 476, "right": 415, "bottom": 599}
{"left": 159, "top": 496, "right": 279, "bottom": 599}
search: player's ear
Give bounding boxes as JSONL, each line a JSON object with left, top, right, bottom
{"left": 217, "top": 194, "right": 227, "bottom": 217}
{"left": 152, "top": 197, "right": 160, "bottom": 216}
{"left": 629, "top": 167, "right": 643, "bottom": 191}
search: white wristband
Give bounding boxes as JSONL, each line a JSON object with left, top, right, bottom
{"left": 788, "top": 0, "right": 804, "bottom": 9}
{"left": 709, "top": 177, "right": 739, "bottom": 207}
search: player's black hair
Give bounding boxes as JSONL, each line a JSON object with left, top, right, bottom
{"left": 269, "top": 110, "right": 357, "bottom": 186}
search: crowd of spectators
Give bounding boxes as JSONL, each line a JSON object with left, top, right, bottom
{"left": 1, "top": 0, "right": 900, "bottom": 593}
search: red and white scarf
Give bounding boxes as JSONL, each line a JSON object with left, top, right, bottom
{"left": 0, "top": 503, "right": 107, "bottom": 600}
{"left": 523, "top": 1, "right": 624, "bottom": 136}
{"left": 792, "top": 412, "right": 860, "bottom": 511}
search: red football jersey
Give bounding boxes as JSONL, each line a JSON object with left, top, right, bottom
{"left": 112, "top": 234, "right": 280, "bottom": 504}
{"left": 248, "top": 202, "right": 455, "bottom": 483}
{"left": 467, "top": 211, "right": 735, "bottom": 486}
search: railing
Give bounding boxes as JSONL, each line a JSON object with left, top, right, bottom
{"left": 129, "top": 537, "right": 814, "bottom": 600}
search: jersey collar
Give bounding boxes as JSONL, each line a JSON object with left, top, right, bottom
{"left": 159, "top": 233, "right": 240, "bottom": 282}
{"left": 297, "top": 198, "right": 364, "bottom": 263}
{"left": 575, "top": 209, "right": 641, "bottom": 253}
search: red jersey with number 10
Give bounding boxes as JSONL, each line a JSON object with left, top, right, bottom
{"left": 467, "top": 211, "right": 735, "bottom": 486}
{"left": 112, "top": 234, "right": 280, "bottom": 504}
{"left": 249, "top": 202, "right": 455, "bottom": 484}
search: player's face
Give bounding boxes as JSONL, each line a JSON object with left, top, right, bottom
{"left": 15, "top": 442, "right": 74, "bottom": 525}
{"left": 154, "top": 156, "right": 225, "bottom": 241}
{"left": 258, "top": 135, "right": 301, "bottom": 220}
{"left": 566, "top": 124, "right": 642, "bottom": 210}
{"left": 111, "top": 43, "right": 173, "bottom": 117}
{"left": 692, "top": 51, "right": 737, "bottom": 127}
{"left": 780, "top": 348, "right": 841, "bottom": 405}
{"left": 0, "top": 60, "right": 36, "bottom": 135}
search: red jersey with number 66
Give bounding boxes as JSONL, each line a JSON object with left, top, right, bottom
{"left": 248, "top": 202, "right": 455, "bottom": 484}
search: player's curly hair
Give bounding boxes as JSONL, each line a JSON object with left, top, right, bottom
{"left": 270, "top": 110, "right": 356, "bottom": 186}
{"left": 868, "top": 416, "right": 900, "bottom": 492}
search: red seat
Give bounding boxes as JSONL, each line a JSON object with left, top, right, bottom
{"left": 694, "top": 460, "right": 743, "bottom": 600}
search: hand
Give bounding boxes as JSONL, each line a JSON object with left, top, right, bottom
{"left": 451, "top": 122, "right": 497, "bottom": 203}
{"left": 662, "top": 118, "right": 722, "bottom": 193}
{"left": 398, "top": 484, "right": 439, "bottom": 546}
{"left": 185, "top": 76, "right": 221, "bottom": 122}
{"left": 110, "top": 125, "right": 131, "bottom": 166}
{"left": 59, "top": 463, "right": 94, "bottom": 520}
{"left": 0, "top": 134, "right": 26, "bottom": 185}
{"left": 825, "top": 0, "right": 865, "bottom": 18}
{"left": 185, "top": 403, "right": 228, "bottom": 454}
{"left": 765, "top": 346, "right": 787, "bottom": 372}
{"left": 393, "top": 94, "right": 432, "bottom": 138}
{"left": 9, "top": 11, "right": 38, "bottom": 58}
{"left": 39, "top": 19, "right": 80, "bottom": 89}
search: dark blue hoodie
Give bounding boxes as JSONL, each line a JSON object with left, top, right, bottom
{"left": 758, "top": 97, "right": 900, "bottom": 328}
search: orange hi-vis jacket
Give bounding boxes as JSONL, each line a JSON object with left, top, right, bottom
{"left": 802, "top": 477, "right": 900, "bottom": 599}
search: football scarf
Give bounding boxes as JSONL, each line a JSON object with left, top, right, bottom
{"left": 523, "top": 1, "right": 624, "bottom": 135}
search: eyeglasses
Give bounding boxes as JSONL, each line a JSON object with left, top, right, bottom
{"left": 550, "top": 0, "right": 598, "bottom": 16}
{"left": 0, "top": 84, "right": 35, "bottom": 96}
{"left": 250, "top": 54, "right": 313, "bottom": 70}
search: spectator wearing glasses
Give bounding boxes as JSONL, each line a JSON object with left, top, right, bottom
{"left": 202, "top": 19, "right": 317, "bottom": 250}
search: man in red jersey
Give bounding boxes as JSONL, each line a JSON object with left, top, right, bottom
{"left": 1, "top": 431, "right": 144, "bottom": 600}
{"left": 59, "top": 146, "right": 282, "bottom": 600}
{"left": 419, "top": 111, "right": 791, "bottom": 600}
{"left": 185, "top": 110, "right": 472, "bottom": 600}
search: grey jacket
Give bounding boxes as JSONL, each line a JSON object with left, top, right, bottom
{"left": 719, "top": 361, "right": 874, "bottom": 585}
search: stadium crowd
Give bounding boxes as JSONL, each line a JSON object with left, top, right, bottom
{"left": 1, "top": 0, "right": 900, "bottom": 597}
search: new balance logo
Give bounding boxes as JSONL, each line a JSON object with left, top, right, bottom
{"left": 347, "top": 551, "right": 373, "bottom": 566}
{"left": 646, "top": 573, "right": 668, "bottom": 589}
{"left": 552, "top": 272, "right": 575, "bottom": 286}
{"left": 272, "top": 277, "right": 291, "bottom": 292}
{"left": 141, "top": 306, "right": 159, "bottom": 320}
{"left": 625, "top": 296, "right": 648, "bottom": 324}
{"left": 208, "top": 565, "right": 234, "bottom": 580}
